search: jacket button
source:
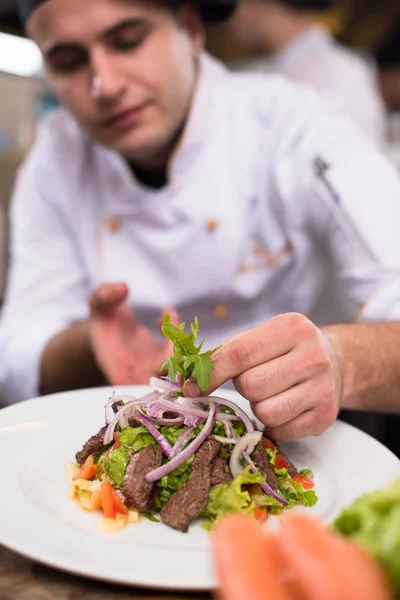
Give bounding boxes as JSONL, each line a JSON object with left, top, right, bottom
{"left": 213, "top": 305, "right": 229, "bottom": 320}
{"left": 109, "top": 218, "right": 121, "bottom": 233}
{"left": 206, "top": 219, "right": 219, "bottom": 232}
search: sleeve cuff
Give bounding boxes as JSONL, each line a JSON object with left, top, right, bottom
{"left": 358, "top": 278, "right": 400, "bottom": 322}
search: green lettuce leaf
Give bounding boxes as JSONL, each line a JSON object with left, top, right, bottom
{"left": 300, "top": 468, "right": 314, "bottom": 478}
{"left": 105, "top": 446, "right": 131, "bottom": 486}
{"left": 333, "top": 476, "right": 400, "bottom": 592}
{"left": 160, "top": 425, "right": 186, "bottom": 445}
{"left": 279, "top": 479, "right": 318, "bottom": 509}
{"left": 119, "top": 426, "right": 158, "bottom": 452}
{"left": 251, "top": 494, "right": 285, "bottom": 510}
{"left": 202, "top": 466, "right": 265, "bottom": 523}
{"left": 211, "top": 420, "right": 226, "bottom": 437}
{"left": 266, "top": 447, "right": 278, "bottom": 465}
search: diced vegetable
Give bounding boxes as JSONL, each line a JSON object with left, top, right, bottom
{"left": 275, "top": 455, "right": 289, "bottom": 470}
{"left": 254, "top": 507, "right": 268, "bottom": 525}
{"left": 293, "top": 474, "right": 315, "bottom": 490}
{"left": 73, "top": 455, "right": 96, "bottom": 481}
{"left": 101, "top": 481, "right": 116, "bottom": 519}
{"left": 97, "top": 515, "right": 128, "bottom": 533}
{"left": 261, "top": 437, "right": 276, "bottom": 451}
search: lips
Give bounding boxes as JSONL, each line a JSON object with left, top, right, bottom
{"left": 102, "top": 104, "right": 148, "bottom": 129}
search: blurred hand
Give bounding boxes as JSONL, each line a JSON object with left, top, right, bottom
{"left": 90, "top": 282, "right": 179, "bottom": 385}
{"left": 184, "top": 313, "right": 343, "bottom": 441}
{"left": 212, "top": 513, "right": 393, "bottom": 600}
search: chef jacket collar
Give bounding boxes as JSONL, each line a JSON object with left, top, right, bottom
{"left": 95, "top": 52, "right": 225, "bottom": 215}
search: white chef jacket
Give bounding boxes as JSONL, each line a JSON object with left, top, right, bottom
{"left": 231, "top": 25, "right": 387, "bottom": 147}
{"left": 1, "top": 52, "right": 400, "bottom": 406}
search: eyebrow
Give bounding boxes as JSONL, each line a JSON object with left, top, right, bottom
{"left": 44, "top": 18, "right": 148, "bottom": 60}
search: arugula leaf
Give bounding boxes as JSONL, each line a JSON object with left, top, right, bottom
{"left": 160, "top": 314, "right": 221, "bottom": 390}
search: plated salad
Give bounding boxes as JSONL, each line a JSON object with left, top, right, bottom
{"left": 68, "top": 316, "right": 317, "bottom": 533}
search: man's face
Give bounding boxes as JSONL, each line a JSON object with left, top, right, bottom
{"left": 29, "top": 0, "right": 204, "bottom": 164}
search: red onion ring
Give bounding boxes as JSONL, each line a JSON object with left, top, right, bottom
{"left": 146, "top": 403, "right": 217, "bottom": 483}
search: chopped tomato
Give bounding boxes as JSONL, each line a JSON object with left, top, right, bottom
{"left": 73, "top": 455, "right": 97, "bottom": 481}
{"left": 275, "top": 455, "right": 289, "bottom": 470}
{"left": 293, "top": 474, "right": 315, "bottom": 489}
{"left": 261, "top": 437, "right": 276, "bottom": 451}
{"left": 100, "top": 481, "right": 128, "bottom": 519}
{"left": 101, "top": 481, "right": 116, "bottom": 519}
{"left": 111, "top": 488, "right": 129, "bottom": 516}
{"left": 113, "top": 432, "right": 120, "bottom": 443}
{"left": 254, "top": 507, "right": 268, "bottom": 525}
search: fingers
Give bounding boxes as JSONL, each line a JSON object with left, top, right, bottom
{"left": 248, "top": 383, "right": 315, "bottom": 429}
{"left": 260, "top": 403, "right": 337, "bottom": 441}
{"left": 185, "top": 313, "right": 307, "bottom": 397}
{"left": 212, "top": 515, "right": 291, "bottom": 600}
{"left": 233, "top": 337, "right": 333, "bottom": 403}
{"left": 261, "top": 410, "right": 318, "bottom": 441}
{"left": 233, "top": 352, "right": 303, "bottom": 402}
{"left": 90, "top": 282, "right": 129, "bottom": 314}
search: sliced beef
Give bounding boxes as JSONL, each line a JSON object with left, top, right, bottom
{"left": 123, "top": 444, "right": 163, "bottom": 513}
{"left": 276, "top": 448, "right": 298, "bottom": 478}
{"left": 75, "top": 426, "right": 110, "bottom": 465}
{"left": 112, "top": 400, "right": 124, "bottom": 413}
{"left": 161, "top": 438, "right": 220, "bottom": 532}
{"left": 210, "top": 456, "right": 233, "bottom": 486}
{"left": 253, "top": 448, "right": 278, "bottom": 491}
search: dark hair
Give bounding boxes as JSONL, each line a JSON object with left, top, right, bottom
{"left": 281, "top": 0, "right": 333, "bottom": 9}
{"left": 18, "top": 0, "right": 236, "bottom": 25}
{"left": 376, "top": 24, "right": 400, "bottom": 68}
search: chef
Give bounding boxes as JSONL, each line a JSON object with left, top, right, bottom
{"left": 1, "top": 0, "right": 400, "bottom": 443}
{"left": 225, "top": 0, "right": 387, "bottom": 146}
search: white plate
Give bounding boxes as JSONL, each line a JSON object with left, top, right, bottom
{"left": 0, "top": 385, "right": 399, "bottom": 591}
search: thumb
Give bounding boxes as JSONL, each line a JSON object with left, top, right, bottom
{"left": 90, "top": 282, "right": 129, "bottom": 314}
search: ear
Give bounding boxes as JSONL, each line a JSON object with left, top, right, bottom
{"left": 177, "top": 4, "right": 206, "bottom": 53}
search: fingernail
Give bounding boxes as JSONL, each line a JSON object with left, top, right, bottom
{"left": 184, "top": 382, "right": 201, "bottom": 397}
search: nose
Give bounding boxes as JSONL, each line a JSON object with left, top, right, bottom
{"left": 90, "top": 48, "right": 126, "bottom": 104}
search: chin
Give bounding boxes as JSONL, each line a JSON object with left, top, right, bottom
{"left": 96, "top": 126, "right": 163, "bottom": 158}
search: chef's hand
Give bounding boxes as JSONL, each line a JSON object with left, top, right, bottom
{"left": 89, "top": 282, "right": 180, "bottom": 385}
{"left": 212, "top": 513, "right": 393, "bottom": 600}
{"left": 184, "top": 313, "right": 343, "bottom": 441}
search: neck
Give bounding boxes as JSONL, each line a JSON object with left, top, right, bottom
{"left": 254, "top": 3, "right": 317, "bottom": 54}
{"left": 124, "top": 57, "right": 201, "bottom": 181}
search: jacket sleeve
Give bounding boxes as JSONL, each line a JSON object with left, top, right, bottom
{"left": 0, "top": 160, "right": 91, "bottom": 405}
{"left": 274, "top": 98, "right": 400, "bottom": 323}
